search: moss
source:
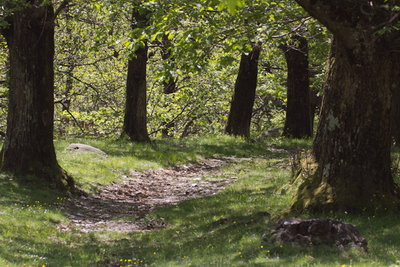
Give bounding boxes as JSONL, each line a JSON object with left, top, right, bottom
{"left": 289, "top": 156, "right": 400, "bottom": 214}
{"left": 277, "top": 154, "right": 317, "bottom": 195}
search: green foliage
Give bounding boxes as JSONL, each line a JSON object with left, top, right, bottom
{"left": 48, "top": 0, "right": 330, "bottom": 138}
{"left": 53, "top": 2, "right": 127, "bottom": 137}
{"left": 0, "top": 0, "right": 330, "bottom": 138}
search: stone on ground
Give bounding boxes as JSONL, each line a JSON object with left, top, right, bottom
{"left": 66, "top": 143, "right": 107, "bottom": 157}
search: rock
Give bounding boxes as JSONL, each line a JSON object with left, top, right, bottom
{"left": 66, "top": 143, "right": 107, "bottom": 157}
{"left": 260, "top": 127, "right": 283, "bottom": 138}
{"left": 266, "top": 218, "right": 368, "bottom": 251}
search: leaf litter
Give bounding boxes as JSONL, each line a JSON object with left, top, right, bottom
{"left": 59, "top": 158, "right": 243, "bottom": 233}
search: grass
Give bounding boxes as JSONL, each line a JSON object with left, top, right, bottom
{"left": 0, "top": 135, "right": 399, "bottom": 266}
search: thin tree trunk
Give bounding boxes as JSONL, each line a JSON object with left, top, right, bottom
{"left": 281, "top": 35, "right": 312, "bottom": 138}
{"left": 309, "top": 87, "right": 321, "bottom": 134}
{"left": 121, "top": 6, "right": 150, "bottom": 142}
{"left": 160, "top": 34, "right": 176, "bottom": 137}
{"left": 161, "top": 34, "right": 177, "bottom": 94}
{"left": 225, "top": 42, "right": 262, "bottom": 138}
{"left": 0, "top": 2, "right": 74, "bottom": 191}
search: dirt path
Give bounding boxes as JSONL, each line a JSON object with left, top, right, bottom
{"left": 60, "top": 158, "right": 241, "bottom": 233}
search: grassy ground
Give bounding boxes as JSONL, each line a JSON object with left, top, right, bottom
{"left": 0, "top": 136, "right": 399, "bottom": 266}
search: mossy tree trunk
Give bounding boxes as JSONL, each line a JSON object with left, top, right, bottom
{"left": 281, "top": 34, "right": 312, "bottom": 138}
{"left": 0, "top": 2, "right": 74, "bottom": 191}
{"left": 225, "top": 42, "right": 262, "bottom": 138}
{"left": 121, "top": 5, "right": 150, "bottom": 142}
{"left": 291, "top": 1, "right": 400, "bottom": 212}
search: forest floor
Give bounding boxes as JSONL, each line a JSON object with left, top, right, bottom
{"left": 1, "top": 136, "right": 400, "bottom": 266}
{"left": 61, "top": 158, "right": 240, "bottom": 233}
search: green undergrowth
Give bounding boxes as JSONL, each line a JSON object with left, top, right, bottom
{"left": 0, "top": 136, "right": 399, "bottom": 266}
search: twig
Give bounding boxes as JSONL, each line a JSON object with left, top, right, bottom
{"left": 149, "top": 102, "right": 194, "bottom": 135}
{"left": 271, "top": 17, "right": 312, "bottom": 39}
{"left": 54, "top": 0, "right": 71, "bottom": 19}
{"left": 54, "top": 100, "right": 85, "bottom": 134}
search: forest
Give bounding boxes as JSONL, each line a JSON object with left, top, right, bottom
{"left": 0, "top": 0, "right": 400, "bottom": 266}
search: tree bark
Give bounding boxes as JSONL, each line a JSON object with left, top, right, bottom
{"left": 391, "top": 57, "right": 400, "bottom": 146}
{"left": 160, "top": 34, "right": 176, "bottom": 137}
{"left": 291, "top": 1, "right": 400, "bottom": 212}
{"left": 121, "top": 6, "right": 150, "bottom": 142}
{"left": 225, "top": 42, "right": 262, "bottom": 138}
{"left": 281, "top": 34, "right": 312, "bottom": 138}
{"left": 0, "top": 2, "right": 74, "bottom": 191}
{"left": 309, "top": 87, "right": 321, "bottom": 134}
{"left": 161, "top": 34, "right": 177, "bottom": 94}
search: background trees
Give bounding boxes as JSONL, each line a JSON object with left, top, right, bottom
{"left": 54, "top": 1, "right": 127, "bottom": 137}
{"left": 37, "top": 0, "right": 327, "bottom": 140}
{"left": 0, "top": 0, "right": 331, "bottom": 190}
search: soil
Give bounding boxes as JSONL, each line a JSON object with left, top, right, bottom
{"left": 60, "top": 158, "right": 241, "bottom": 233}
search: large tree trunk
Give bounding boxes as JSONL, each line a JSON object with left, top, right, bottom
{"left": 291, "top": 1, "right": 400, "bottom": 212}
{"left": 225, "top": 42, "right": 262, "bottom": 137}
{"left": 121, "top": 6, "right": 150, "bottom": 142}
{"left": 1, "top": 2, "right": 74, "bottom": 191}
{"left": 281, "top": 35, "right": 312, "bottom": 138}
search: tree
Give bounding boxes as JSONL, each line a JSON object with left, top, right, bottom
{"left": 160, "top": 34, "right": 177, "bottom": 138}
{"left": 392, "top": 58, "right": 400, "bottom": 146}
{"left": 0, "top": 1, "right": 74, "bottom": 191}
{"left": 281, "top": 34, "right": 312, "bottom": 138}
{"left": 225, "top": 42, "right": 262, "bottom": 137}
{"left": 121, "top": 3, "right": 151, "bottom": 142}
{"left": 291, "top": 1, "right": 400, "bottom": 212}
{"left": 160, "top": 34, "right": 177, "bottom": 95}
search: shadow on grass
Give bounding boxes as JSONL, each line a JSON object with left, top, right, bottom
{"left": 6, "top": 137, "right": 400, "bottom": 266}
{"left": 0, "top": 174, "right": 65, "bottom": 206}
{"left": 1, "top": 169, "right": 400, "bottom": 266}
{"left": 0, "top": 176, "right": 84, "bottom": 266}
{"left": 105, "top": 187, "right": 400, "bottom": 266}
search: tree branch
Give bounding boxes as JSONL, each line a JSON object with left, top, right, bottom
{"left": 54, "top": 100, "right": 85, "bottom": 134}
{"left": 294, "top": 0, "right": 359, "bottom": 48}
{"left": 54, "top": 0, "right": 71, "bottom": 19}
